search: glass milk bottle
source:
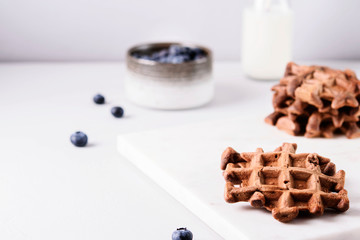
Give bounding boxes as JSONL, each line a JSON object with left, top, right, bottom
{"left": 242, "top": 0, "right": 293, "bottom": 80}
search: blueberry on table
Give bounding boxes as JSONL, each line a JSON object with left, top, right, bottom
{"left": 172, "top": 228, "right": 193, "bottom": 240}
{"left": 111, "top": 106, "right": 124, "bottom": 118}
{"left": 70, "top": 131, "right": 88, "bottom": 147}
{"left": 93, "top": 94, "right": 105, "bottom": 104}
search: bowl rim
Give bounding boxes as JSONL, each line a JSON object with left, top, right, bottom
{"left": 126, "top": 42, "right": 212, "bottom": 66}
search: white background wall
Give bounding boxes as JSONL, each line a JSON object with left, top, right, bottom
{"left": 0, "top": 0, "right": 359, "bottom": 61}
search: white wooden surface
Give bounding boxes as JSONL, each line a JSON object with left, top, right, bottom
{"left": 1, "top": 61, "right": 360, "bottom": 240}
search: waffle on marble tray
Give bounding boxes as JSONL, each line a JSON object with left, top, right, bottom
{"left": 220, "top": 143, "right": 349, "bottom": 222}
{"left": 265, "top": 62, "right": 360, "bottom": 138}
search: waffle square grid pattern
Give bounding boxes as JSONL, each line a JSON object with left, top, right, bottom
{"left": 220, "top": 143, "right": 349, "bottom": 222}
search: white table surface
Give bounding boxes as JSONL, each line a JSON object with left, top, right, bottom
{"left": 1, "top": 61, "right": 359, "bottom": 240}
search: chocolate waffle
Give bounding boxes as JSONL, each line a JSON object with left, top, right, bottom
{"left": 220, "top": 143, "right": 349, "bottom": 222}
{"left": 265, "top": 62, "right": 360, "bottom": 138}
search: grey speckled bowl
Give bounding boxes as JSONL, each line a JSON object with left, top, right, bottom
{"left": 125, "top": 42, "right": 213, "bottom": 110}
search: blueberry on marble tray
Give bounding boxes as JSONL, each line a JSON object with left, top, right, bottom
{"left": 172, "top": 228, "right": 193, "bottom": 240}
{"left": 111, "top": 106, "right": 124, "bottom": 118}
{"left": 93, "top": 94, "right": 105, "bottom": 104}
{"left": 70, "top": 131, "right": 88, "bottom": 147}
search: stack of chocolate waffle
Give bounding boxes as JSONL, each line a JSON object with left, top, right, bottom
{"left": 265, "top": 62, "right": 360, "bottom": 138}
{"left": 220, "top": 143, "right": 349, "bottom": 222}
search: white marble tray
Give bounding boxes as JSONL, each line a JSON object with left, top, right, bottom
{"left": 118, "top": 115, "right": 360, "bottom": 240}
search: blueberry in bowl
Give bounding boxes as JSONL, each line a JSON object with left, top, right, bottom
{"left": 131, "top": 44, "right": 207, "bottom": 64}
{"left": 126, "top": 42, "right": 213, "bottom": 110}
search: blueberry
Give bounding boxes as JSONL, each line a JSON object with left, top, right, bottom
{"left": 169, "top": 56, "right": 185, "bottom": 64}
{"left": 140, "top": 55, "right": 151, "bottom": 60}
{"left": 134, "top": 46, "right": 205, "bottom": 63}
{"left": 172, "top": 228, "right": 193, "bottom": 240}
{"left": 193, "top": 48, "right": 205, "bottom": 55}
{"left": 182, "top": 54, "right": 191, "bottom": 62}
{"left": 70, "top": 131, "right": 88, "bottom": 147}
{"left": 158, "top": 57, "right": 168, "bottom": 63}
{"left": 194, "top": 54, "right": 205, "bottom": 60}
{"left": 131, "top": 52, "right": 141, "bottom": 58}
{"left": 152, "top": 49, "right": 168, "bottom": 60}
{"left": 169, "top": 45, "right": 182, "bottom": 55}
{"left": 111, "top": 106, "right": 124, "bottom": 118}
{"left": 93, "top": 94, "right": 105, "bottom": 104}
{"left": 192, "top": 48, "right": 206, "bottom": 60}
{"left": 188, "top": 51, "right": 197, "bottom": 61}
{"left": 181, "top": 47, "right": 192, "bottom": 54}
{"left": 151, "top": 54, "right": 159, "bottom": 61}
